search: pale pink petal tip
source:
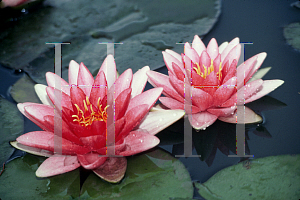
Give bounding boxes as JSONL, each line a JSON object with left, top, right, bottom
{"left": 188, "top": 112, "right": 218, "bottom": 130}
{"left": 218, "top": 106, "right": 263, "bottom": 124}
{"left": 34, "top": 84, "right": 52, "bottom": 106}
{"left": 36, "top": 156, "right": 80, "bottom": 177}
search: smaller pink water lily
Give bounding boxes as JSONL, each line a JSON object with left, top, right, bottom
{"left": 147, "top": 36, "right": 284, "bottom": 130}
{"left": 11, "top": 55, "right": 184, "bottom": 182}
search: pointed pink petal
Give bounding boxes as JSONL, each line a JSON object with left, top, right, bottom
{"left": 188, "top": 112, "right": 218, "bottom": 130}
{"left": 90, "top": 120, "right": 106, "bottom": 136}
{"left": 192, "top": 35, "right": 206, "bottom": 56}
{"left": 159, "top": 97, "right": 202, "bottom": 114}
{"left": 138, "top": 109, "right": 185, "bottom": 135}
{"left": 172, "top": 62, "right": 185, "bottom": 81}
{"left": 46, "top": 86, "right": 73, "bottom": 111}
{"left": 115, "top": 88, "right": 132, "bottom": 120}
{"left": 206, "top": 38, "right": 219, "bottom": 60}
{"left": 162, "top": 51, "right": 182, "bottom": 74}
{"left": 93, "top": 157, "right": 127, "bottom": 183}
{"left": 221, "top": 37, "right": 240, "bottom": 63}
{"left": 207, "top": 106, "right": 237, "bottom": 117}
{"left": 77, "top": 62, "right": 94, "bottom": 97}
{"left": 46, "top": 72, "right": 70, "bottom": 95}
{"left": 212, "top": 77, "right": 237, "bottom": 106}
{"left": 34, "top": 84, "right": 53, "bottom": 106}
{"left": 98, "top": 55, "right": 117, "bottom": 89}
{"left": 89, "top": 71, "right": 107, "bottom": 107}
{"left": 36, "top": 156, "right": 80, "bottom": 177}
{"left": 245, "top": 80, "right": 284, "bottom": 104}
{"left": 165, "top": 49, "right": 183, "bottom": 67}
{"left": 236, "top": 55, "right": 257, "bottom": 90}
{"left": 236, "top": 79, "right": 264, "bottom": 105}
{"left": 201, "top": 71, "right": 219, "bottom": 95}
{"left": 168, "top": 71, "right": 184, "bottom": 98}
{"left": 10, "top": 141, "right": 54, "bottom": 157}
{"left": 77, "top": 153, "right": 107, "bottom": 169}
{"left": 248, "top": 67, "right": 271, "bottom": 83}
{"left": 245, "top": 52, "right": 267, "bottom": 83}
{"left": 218, "top": 41, "right": 229, "bottom": 53}
{"left": 24, "top": 104, "right": 54, "bottom": 130}
{"left": 79, "top": 135, "right": 106, "bottom": 151}
{"left": 184, "top": 42, "right": 200, "bottom": 63}
{"left": 117, "top": 104, "right": 149, "bottom": 141}
{"left": 126, "top": 87, "right": 163, "bottom": 114}
{"left": 120, "top": 131, "right": 159, "bottom": 156}
{"left": 218, "top": 106, "right": 262, "bottom": 124}
{"left": 147, "top": 70, "right": 183, "bottom": 102}
{"left": 70, "top": 86, "right": 86, "bottom": 112}
{"left": 68, "top": 60, "right": 79, "bottom": 85}
{"left": 199, "top": 51, "right": 211, "bottom": 70}
{"left": 114, "top": 68, "right": 132, "bottom": 99}
{"left": 191, "top": 87, "right": 214, "bottom": 111}
{"left": 222, "top": 44, "right": 241, "bottom": 67}
{"left": 221, "top": 59, "right": 237, "bottom": 84}
{"left": 131, "top": 66, "right": 150, "bottom": 98}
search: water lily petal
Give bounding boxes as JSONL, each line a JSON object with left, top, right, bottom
{"left": 34, "top": 84, "right": 53, "bottom": 106}
{"left": 191, "top": 87, "right": 214, "bottom": 111}
{"left": 245, "top": 52, "right": 267, "bottom": 83}
{"left": 207, "top": 106, "right": 237, "bottom": 117}
{"left": 98, "top": 55, "right": 117, "bottom": 89}
{"left": 168, "top": 71, "right": 184, "bottom": 98}
{"left": 207, "top": 38, "right": 219, "bottom": 60}
{"left": 188, "top": 112, "right": 218, "bottom": 130}
{"left": 36, "top": 156, "right": 80, "bottom": 177}
{"left": 68, "top": 60, "right": 79, "bottom": 85}
{"left": 162, "top": 51, "right": 182, "bottom": 74}
{"left": 185, "top": 42, "right": 200, "bottom": 63}
{"left": 248, "top": 67, "right": 271, "bottom": 83}
{"left": 46, "top": 72, "right": 70, "bottom": 95}
{"left": 46, "top": 86, "right": 73, "bottom": 111}
{"left": 114, "top": 68, "right": 132, "bottom": 99}
{"left": 90, "top": 71, "right": 107, "bottom": 107}
{"left": 93, "top": 157, "right": 127, "bottom": 183}
{"left": 212, "top": 77, "right": 237, "bottom": 106}
{"left": 221, "top": 37, "right": 240, "bottom": 63}
{"left": 120, "top": 131, "right": 160, "bottom": 156}
{"left": 165, "top": 49, "right": 183, "bottom": 66}
{"left": 245, "top": 80, "right": 284, "bottom": 104}
{"left": 147, "top": 70, "right": 183, "bottom": 102}
{"left": 192, "top": 35, "right": 206, "bottom": 56}
{"left": 218, "top": 106, "right": 262, "bottom": 124}
{"left": 126, "top": 87, "right": 163, "bottom": 114}
{"left": 218, "top": 41, "right": 228, "bottom": 54}
{"left": 77, "top": 153, "right": 107, "bottom": 170}
{"left": 172, "top": 62, "right": 185, "bottom": 81}
{"left": 131, "top": 66, "right": 149, "bottom": 98}
{"left": 222, "top": 43, "right": 241, "bottom": 67}
{"left": 138, "top": 109, "right": 185, "bottom": 135}
{"left": 236, "top": 55, "right": 258, "bottom": 90}
{"left": 77, "top": 62, "right": 94, "bottom": 97}
{"left": 115, "top": 88, "right": 132, "bottom": 120}
{"left": 24, "top": 104, "right": 55, "bottom": 130}
{"left": 10, "top": 141, "right": 54, "bottom": 157}
{"left": 70, "top": 86, "right": 87, "bottom": 112}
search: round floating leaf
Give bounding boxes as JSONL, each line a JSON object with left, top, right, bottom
{"left": 195, "top": 155, "right": 300, "bottom": 200}
{"left": 283, "top": 22, "right": 300, "bottom": 52}
{"left": 0, "top": 154, "right": 80, "bottom": 199}
{"left": 10, "top": 73, "right": 41, "bottom": 103}
{"left": 81, "top": 148, "right": 193, "bottom": 199}
{"left": 0, "top": 97, "right": 24, "bottom": 165}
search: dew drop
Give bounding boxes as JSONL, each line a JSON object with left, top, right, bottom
{"left": 159, "top": 118, "right": 163, "bottom": 122}
{"left": 139, "top": 139, "right": 143, "bottom": 143}
{"left": 202, "top": 127, "right": 206, "bottom": 130}
{"left": 173, "top": 113, "right": 177, "bottom": 117}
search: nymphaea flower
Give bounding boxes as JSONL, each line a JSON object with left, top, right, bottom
{"left": 0, "top": 0, "right": 36, "bottom": 8}
{"left": 147, "top": 36, "right": 284, "bottom": 130}
{"left": 11, "top": 55, "right": 184, "bottom": 182}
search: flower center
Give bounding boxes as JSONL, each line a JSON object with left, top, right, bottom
{"left": 193, "top": 59, "right": 222, "bottom": 80}
{"left": 72, "top": 96, "right": 108, "bottom": 127}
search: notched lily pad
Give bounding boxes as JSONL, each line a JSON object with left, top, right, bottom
{"left": 10, "top": 73, "right": 41, "bottom": 103}
{"left": 81, "top": 148, "right": 193, "bottom": 199}
{"left": 283, "top": 22, "right": 300, "bottom": 52}
{"left": 195, "top": 154, "right": 300, "bottom": 200}
{"left": 0, "top": 97, "right": 24, "bottom": 165}
{"left": 0, "top": 154, "right": 80, "bottom": 199}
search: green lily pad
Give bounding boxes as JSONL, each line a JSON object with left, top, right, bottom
{"left": 283, "top": 22, "right": 300, "bottom": 52}
{"left": 0, "top": 97, "right": 24, "bottom": 165}
{"left": 10, "top": 73, "right": 41, "bottom": 103}
{"left": 0, "top": 0, "right": 221, "bottom": 84}
{"left": 195, "top": 154, "right": 300, "bottom": 200}
{"left": 0, "top": 154, "right": 80, "bottom": 199}
{"left": 80, "top": 148, "right": 193, "bottom": 199}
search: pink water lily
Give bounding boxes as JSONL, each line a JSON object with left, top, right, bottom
{"left": 11, "top": 55, "right": 184, "bottom": 182}
{"left": 147, "top": 36, "right": 284, "bottom": 130}
{"left": 0, "top": 0, "right": 36, "bottom": 8}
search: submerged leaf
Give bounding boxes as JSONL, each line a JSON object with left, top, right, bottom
{"left": 195, "top": 154, "right": 300, "bottom": 200}
{"left": 283, "top": 22, "right": 300, "bottom": 52}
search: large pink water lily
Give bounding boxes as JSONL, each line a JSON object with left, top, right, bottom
{"left": 147, "top": 36, "right": 284, "bottom": 130}
{"left": 11, "top": 55, "right": 184, "bottom": 182}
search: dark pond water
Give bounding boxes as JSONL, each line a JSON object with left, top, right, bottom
{"left": 0, "top": 0, "right": 300, "bottom": 199}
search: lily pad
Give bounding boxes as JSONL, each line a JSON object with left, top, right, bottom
{"left": 80, "top": 148, "right": 193, "bottom": 199}
{"left": 0, "top": 97, "right": 24, "bottom": 165}
{"left": 0, "top": 0, "right": 221, "bottom": 84}
{"left": 283, "top": 22, "right": 300, "bottom": 52}
{"left": 10, "top": 73, "right": 41, "bottom": 103}
{"left": 195, "top": 154, "right": 300, "bottom": 200}
{"left": 0, "top": 154, "right": 80, "bottom": 199}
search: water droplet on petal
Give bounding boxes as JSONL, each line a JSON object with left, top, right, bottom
{"left": 173, "top": 113, "right": 177, "bottom": 117}
{"left": 202, "top": 127, "right": 206, "bottom": 130}
{"left": 159, "top": 118, "right": 163, "bottom": 122}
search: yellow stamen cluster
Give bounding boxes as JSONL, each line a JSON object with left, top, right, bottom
{"left": 193, "top": 59, "right": 223, "bottom": 80}
{"left": 72, "top": 96, "right": 108, "bottom": 127}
